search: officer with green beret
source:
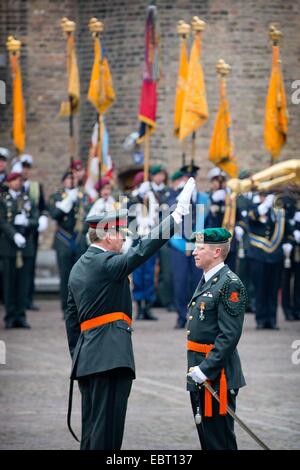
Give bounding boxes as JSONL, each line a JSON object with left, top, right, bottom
{"left": 186, "top": 227, "right": 247, "bottom": 450}
{"left": 65, "top": 178, "right": 196, "bottom": 450}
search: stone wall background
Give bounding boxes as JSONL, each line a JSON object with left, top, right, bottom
{"left": 0, "top": 0, "right": 299, "bottom": 199}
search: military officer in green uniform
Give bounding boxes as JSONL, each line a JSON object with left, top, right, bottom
{"left": 64, "top": 177, "right": 195, "bottom": 450}
{"left": 0, "top": 172, "right": 39, "bottom": 328}
{"left": 48, "top": 171, "right": 91, "bottom": 318}
{"left": 186, "top": 228, "right": 247, "bottom": 450}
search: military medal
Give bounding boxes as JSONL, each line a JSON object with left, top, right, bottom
{"left": 199, "top": 301, "right": 205, "bottom": 321}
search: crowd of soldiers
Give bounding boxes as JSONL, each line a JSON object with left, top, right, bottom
{"left": 0, "top": 145, "right": 299, "bottom": 330}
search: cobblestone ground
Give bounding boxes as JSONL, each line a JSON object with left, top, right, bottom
{"left": 0, "top": 300, "right": 299, "bottom": 450}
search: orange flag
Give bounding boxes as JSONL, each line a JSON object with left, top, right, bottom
{"left": 88, "top": 37, "right": 116, "bottom": 114}
{"left": 209, "top": 79, "right": 238, "bottom": 178}
{"left": 10, "top": 54, "right": 25, "bottom": 152}
{"left": 264, "top": 45, "right": 288, "bottom": 160}
{"left": 60, "top": 34, "right": 80, "bottom": 116}
{"left": 174, "top": 37, "right": 189, "bottom": 137}
{"left": 179, "top": 32, "right": 208, "bottom": 141}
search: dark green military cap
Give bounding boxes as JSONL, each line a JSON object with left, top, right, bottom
{"left": 171, "top": 170, "right": 184, "bottom": 181}
{"left": 149, "top": 164, "right": 165, "bottom": 175}
{"left": 180, "top": 163, "right": 200, "bottom": 177}
{"left": 238, "top": 168, "right": 252, "bottom": 180}
{"left": 191, "top": 227, "right": 232, "bottom": 244}
{"left": 86, "top": 209, "right": 131, "bottom": 234}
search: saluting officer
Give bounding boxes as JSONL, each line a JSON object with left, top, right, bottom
{"left": 0, "top": 172, "right": 39, "bottom": 328}
{"left": 64, "top": 178, "right": 195, "bottom": 450}
{"left": 186, "top": 228, "right": 247, "bottom": 450}
{"left": 48, "top": 171, "right": 91, "bottom": 318}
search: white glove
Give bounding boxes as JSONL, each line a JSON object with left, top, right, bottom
{"left": 121, "top": 236, "right": 133, "bottom": 253}
{"left": 294, "top": 230, "right": 300, "bottom": 244}
{"left": 67, "top": 187, "right": 79, "bottom": 202}
{"left": 13, "top": 233, "right": 26, "bottom": 248}
{"left": 38, "top": 215, "right": 48, "bottom": 233}
{"left": 235, "top": 226, "right": 244, "bottom": 242}
{"left": 14, "top": 212, "right": 29, "bottom": 227}
{"left": 257, "top": 194, "right": 275, "bottom": 216}
{"left": 294, "top": 211, "right": 300, "bottom": 223}
{"left": 55, "top": 197, "right": 73, "bottom": 214}
{"left": 211, "top": 189, "right": 226, "bottom": 203}
{"left": 282, "top": 243, "right": 293, "bottom": 256}
{"left": 138, "top": 181, "right": 151, "bottom": 197}
{"left": 172, "top": 177, "right": 196, "bottom": 223}
{"left": 187, "top": 366, "right": 207, "bottom": 385}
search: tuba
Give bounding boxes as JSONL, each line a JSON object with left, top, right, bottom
{"left": 223, "top": 159, "right": 300, "bottom": 234}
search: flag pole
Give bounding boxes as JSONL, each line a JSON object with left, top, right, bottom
{"left": 89, "top": 17, "right": 105, "bottom": 195}
{"left": 61, "top": 17, "right": 77, "bottom": 188}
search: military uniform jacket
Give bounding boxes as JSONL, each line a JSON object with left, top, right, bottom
{"left": 186, "top": 265, "right": 247, "bottom": 392}
{"left": 65, "top": 214, "right": 179, "bottom": 379}
{"left": 48, "top": 188, "right": 90, "bottom": 252}
{"left": 0, "top": 190, "right": 39, "bottom": 257}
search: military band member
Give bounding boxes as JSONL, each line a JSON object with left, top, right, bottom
{"left": 0, "top": 172, "right": 39, "bottom": 328}
{"left": 64, "top": 177, "right": 196, "bottom": 450}
{"left": 0, "top": 147, "right": 9, "bottom": 193}
{"left": 18, "top": 154, "right": 48, "bottom": 310}
{"left": 247, "top": 192, "right": 292, "bottom": 329}
{"left": 186, "top": 228, "right": 247, "bottom": 450}
{"left": 48, "top": 171, "right": 91, "bottom": 318}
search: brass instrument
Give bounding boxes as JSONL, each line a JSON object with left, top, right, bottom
{"left": 227, "top": 159, "right": 300, "bottom": 194}
{"left": 223, "top": 159, "right": 300, "bottom": 234}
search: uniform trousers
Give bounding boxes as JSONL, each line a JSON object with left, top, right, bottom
{"left": 78, "top": 368, "right": 133, "bottom": 450}
{"left": 190, "top": 388, "right": 238, "bottom": 450}
{"left": 250, "top": 259, "right": 282, "bottom": 327}
{"left": 2, "top": 256, "right": 31, "bottom": 324}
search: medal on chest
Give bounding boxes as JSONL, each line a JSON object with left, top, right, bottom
{"left": 199, "top": 301, "right": 206, "bottom": 321}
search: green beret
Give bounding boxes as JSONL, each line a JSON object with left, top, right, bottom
{"left": 150, "top": 164, "right": 165, "bottom": 175}
{"left": 171, "top": 170, "right": 184, "bottom": 181}
{"left": 86, "top": 209, "right": 131, "bottom": 235}
{"left": 191, "top": 228, "right": 232, "bottom": 244}
{"left": 238, "top": 169, "right": 251, "bottom": 180}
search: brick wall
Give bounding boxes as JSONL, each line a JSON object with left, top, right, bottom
{"left": 0, "top": 0, "right": 300, "bottom": 199}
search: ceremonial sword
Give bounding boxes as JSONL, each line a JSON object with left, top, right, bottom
{"left": 199, "top": 380, "right": 270, "bottom": 450}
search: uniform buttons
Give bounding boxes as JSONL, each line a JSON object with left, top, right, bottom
{"left": 192, "top": 302, "right": 196, "bottom": 306}
{"left": 187, "top": 330, "right": 191, "bottom": 335}
{"left": 189, "top": 316, "right": 193, "bottom": 320}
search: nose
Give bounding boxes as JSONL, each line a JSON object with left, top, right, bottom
{"left": 192, "top": 248, "right": 197, "bottom": 256}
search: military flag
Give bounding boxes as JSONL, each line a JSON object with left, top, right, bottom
{"left": 7, "top": 36, "right": 26, "bottom": 153}
{"left": 264, "top": 27, "right": 288, "bottom": 161}
{"left": 179, "top": 19, "right": 208, "bottom": 141}
{"left": 87, "top": 35, "right": 116, "bottom": 115}
{"left": 208, "top": 60, "right": 238, "bottom": 178}
{"left": 137, "top": 4, "right": 161, "bottom": 143}
{"left": 174, "top": 21, "right": 190, "bottom": 138}
{"left": 60, "top": 19, "right": 80, "bottom": 117}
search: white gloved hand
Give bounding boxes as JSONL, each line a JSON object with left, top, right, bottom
{"left": 211, "top": 189, "right": 226, "bottom": 203}
{"left": 121, "top": 236, "right": 133, "bottom": 253}
{"left": 13, "top": 233, "right": 26, "bottom": 248}
{"left": 68, "top": 187, "right": 79, "bottom": 202}
{"left": 187, "top": 366, "right": 207, "bottom": 385}
{"left": 172, "top": 177, "right": 196, "bottom": 223}
{"left": 55, "top": 197, "right": 73, "bottom": 214}
{"left": 14, "top": 212, "right": 29, "bottom": 227}
{"left": 138, "top": 181, "right": 151, "bottom": 197}
{"left": 294, "top": 211, "right": 300, "bottom": 223}
{"left": 38, "top": 215, "right": 48, "bottom": 233}
{"left": 282, "top": 243, "right": 293, "bottom": 256}
{"left": 235, "top": 226, "right": 244, "bottom": 242}
{"left": 294, "top": 230, "right": 300, "bottom": 244}
{"left": 264, "top": 194, "right": 275, "bottom": 209}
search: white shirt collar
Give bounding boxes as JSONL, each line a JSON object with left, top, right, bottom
{"left": 204, "top": 262, "right": 225, "bottom": 283}
{"left": 9, "top": 189, "right": 21, "bottom": 199}
{"left": 151, "top": 182, "right": 165, "bottom": 191}
{"left": 90, "top": 244, "right": 107, "bottom": 252}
